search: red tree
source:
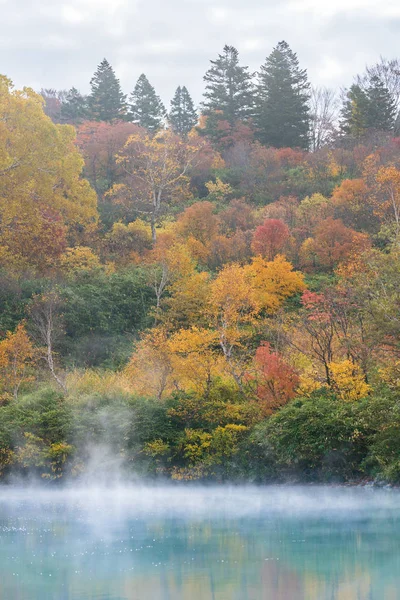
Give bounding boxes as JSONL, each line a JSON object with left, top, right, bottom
{"left": 252, "top": 342, "right": 299, "bottom": 413}
{"left": 251, "top": 219, "right": 290, "bottom": 260}
{"left": 76, "top": 121, "right": 140, "bottom": 196}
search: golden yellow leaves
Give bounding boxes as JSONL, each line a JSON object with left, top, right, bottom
{"left": 210, "top": 262, "right": 260, "bottom": 328}
{"left": 106, "top": 220, "right": 153, "bottom": 265}
{"left": 124, "top": 328, "right": 173, "bottom": 400}
{"left": 244, "top": 255, "right": 305, "bottom": 313}
{"left": 168, "top": 327, "right": 223, "bottom": 396}
{"left": 0, "top": 323, "right": 37, "bottom": 401}
{"left": 58, "top": 246, "right": 102, "bottom": 276}
{"left": 15, "top": 433, "right": 74, "bottom": 480}
{"left": 205, "top": 178, "right": 233, "bottom": 203}
{"left": 126, "top": 255, "right": 304, "bottom": 399}
{"left": 0, "top": 77, "right": 98, "bottom": 273}
{"left": 208, "top": 255, "right": 304, "bottom": 337}
{"left": 329, "top": 360, "right": 370, "bottom": 402}
{"left": 125, "top": 326, "right": 223, "bottom": 399}
{"left": 169, "top": 424, "right": 247, "bottom": 480}
{"left": 374, "top": 165, "right": 400, "bottom": 236}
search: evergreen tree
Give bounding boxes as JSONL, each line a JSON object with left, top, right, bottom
{"left": 88, "top": 59, "right": 127, "bottom": 122}
{"left": 255, "top": 41, "right": 310, "bottom": 149}
{"left": 202, "top": 45, "right": 255, "bottom": 124}
{"left": 169, "top": 86, "right": 198, "bottom": 135}
{"left": 340, "top": 84, "right": 369, "bottom": 137}
{"left": 129, "top": 74, "right": 165, "bottom": 132}
{"left": 394, "top": 112, "right": 400, "bottom": 136}
{"left": 60, "top": 87, "right": 87, "bottom": 123}
{"left": 340, "top": 77, "right": 395, "bottom": 137}
{"left": 365, "top": 75, "right": 396, "bottom": 131}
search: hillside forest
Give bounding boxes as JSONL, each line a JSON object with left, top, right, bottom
{"left": 2, "top": 43, "right": 400, "bottom": 483}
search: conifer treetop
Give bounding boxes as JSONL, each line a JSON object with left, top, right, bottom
{"left": 129, "top": 73, "right": 166, "bottom": 132}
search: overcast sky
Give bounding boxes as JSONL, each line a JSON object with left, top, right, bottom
{"left": 1, "top": 0, "right": 400, "bottom": 106}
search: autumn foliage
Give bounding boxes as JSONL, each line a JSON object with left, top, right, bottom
{"left": 252, "top": 342, "right": 299, "bottom": 413}
{"left": 251, "top": 218, "right": 290, "bottom": 260}
{"left": 0, "top": 324, "right": 37, "bottom": 401}
{"left": 0, "top": 76, "right": 98, "bottom": 273}
{"left": 2, "top": 72, "right": 400, "bottom": 483}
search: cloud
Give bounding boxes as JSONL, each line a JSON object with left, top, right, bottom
{"left": 2, "top": 0, "right": 399, "bottom": 107}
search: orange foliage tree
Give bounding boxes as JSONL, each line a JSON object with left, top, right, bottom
{"left": 176, "top": 201, "right": 219, "bottom": 245}
{"left": 301, "top": 217, "right": 370, "bottom": 270}
{"left": 249, "top": 342, "right": 299, "bottom": 414}
{"left": 175, "top": 201, "right": 219, "bottom": 264}
{"left": 0, "top": 323, "right": 37, "bottom": 400}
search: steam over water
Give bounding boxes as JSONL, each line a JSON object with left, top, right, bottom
{"left": 1, "top": 485, "right": 400, "bottom": 599}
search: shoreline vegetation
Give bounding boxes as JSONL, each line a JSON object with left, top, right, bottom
{"left": 1, "top": 47, "right": 400, "bottom": 485}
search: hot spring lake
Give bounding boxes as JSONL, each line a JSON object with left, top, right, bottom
{"left": 1, "top": 485, "right": 400, "bottom": 600}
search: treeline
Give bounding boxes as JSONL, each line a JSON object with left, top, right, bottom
{"left": 42, "top": 45, "right": 400, "bottom": 151}
{"left": 1, "top": 53, "right": 400, "bottom": 484}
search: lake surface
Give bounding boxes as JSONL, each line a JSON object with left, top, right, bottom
{"left": 0, "top": 485, "right": 400, "bottom": 599}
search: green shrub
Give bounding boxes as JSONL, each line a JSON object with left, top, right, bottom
{"left": 252, "top": 390, "right": 372, "bottom": 482}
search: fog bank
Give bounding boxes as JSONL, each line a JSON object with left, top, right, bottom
{"left": 0, "top": 484, "right": 398, "bottom": 521}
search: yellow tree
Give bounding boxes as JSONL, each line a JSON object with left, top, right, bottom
{"left": 205, "top": 178, "right": 233, "bottom": 203}
{"left": 124, "top": 327, "right": 174, "bottom": 400}
{"left": 168, "top": 327, "right": 223, "bottom": 396}
{"left": 126, "top": 326, "right": 225, "bottom": 401}
{"left": 209, "top": 263, "right": 260, "bottom": 389}
{"left": 209, "top": 258, "right": 304, "bottom": 390}
{"left": 297, "top": 193, "right": 333, "bottom": 237}
{"left": 329, "top": 359, "right": 370, "bottom": 402}
{"left": 105, "top": 220, "right": 153, "bottom": 265}
{"left": 0, "top": 323, "right": 37, "bottom": 400}
{"left": 164, "top": 266, "right": 210, "bottom": 329}
{"left": 147, "top": 239, "right": 211, "bottom": 327}
{"left": 110, "top": 129, "right": 210, "bottom": 241}
{"left": 0, "top": 76, "right": 98, "bottom": 272}
{"left": 244, "top": 255, "right": 305, "bottom": 312}
{"left": 58, "top": 246, "right": 102, "bottom": 276}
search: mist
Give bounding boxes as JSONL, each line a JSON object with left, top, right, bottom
{"left": 1, "top": 483, "right": 399, "bottom": 520}
{"left": 2, "top": 484, "right": 400, "bottom": 599}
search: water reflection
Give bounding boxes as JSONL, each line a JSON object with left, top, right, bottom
{"left": 0, "top": 486, "right": 399, "bottom": 600}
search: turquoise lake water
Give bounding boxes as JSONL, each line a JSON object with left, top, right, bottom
{"left": 0, "top": 485, "right": 400, "bottom": 599}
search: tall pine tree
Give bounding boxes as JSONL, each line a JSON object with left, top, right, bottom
{"left": 60, "top": 87, "right": 87, "bottom": 123}
{"left": 340, "top": 76, "right": 395, "bottom": 137}
{"left": 255, "top": 41, "right": 310, "bottom": 149}
{"left": 202, "top": 45, "right": 255, "bottom": 124}
{"left": 365, "top": 76, "right": 396, "bottom": 130}
{"left": 88, "top": 59, "right": 127, "bottom": 122}
{"left": 129, "top": 74, "right": 165, "bottom": 132}
{"left": 340, "top": 84, "right": 369, "bottom": 137}
{"left": 169, "top": 86, "right": 198, "bottom": 135}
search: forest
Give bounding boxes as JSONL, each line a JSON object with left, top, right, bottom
{"left": 1, "top": 41, "right": 400, "bottom": 484}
